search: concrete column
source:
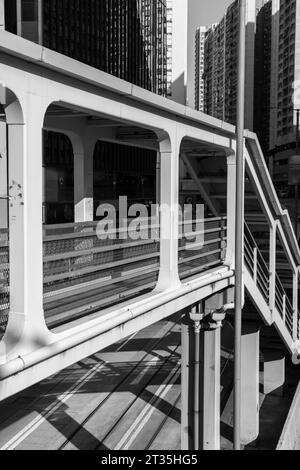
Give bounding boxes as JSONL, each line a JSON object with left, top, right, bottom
{"left": 225, "top": 154, "right": 236, "bottom": 269}
{"left": 155, "top": 152, "right": 161, "bottom": 207}
{"left": 16, "top": 0, "right": 22, "bottom": 36}
{"left": 199, "top": 325, "right": 221, "bottom": 450}
{"left": 74, "top": 136, "right": 96, "bottom": 223}
{"left": 262, "top": 348, "right": 285, "bottom": 396}
{"left": 0, "top": 121, "right": 7, "bottom": 228}
{"left": 240, "top": 321, "right": 260, "bottom": 445}
{"left": 185, "top": 306, "right": 224, "bottom": 451}
{"left": 156, "top": 135, "right": 180, "bottom": 290}
{"left": 4, "top": 94, "right": 50, "bottom": 355}
{"left": 181, "top": 311, "right": 193, "bottom": 450}
{"left": 0, "top": 0, "right": 4, "bottom": 29}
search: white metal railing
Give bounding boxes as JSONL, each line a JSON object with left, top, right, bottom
{"left": 178, "top": 217, "right": 227, "bottom": 280}
{"left": 244, "top": 222, "right": 298, "bottom": 340}
{"left": 0, "top": 217, "right": 227, "bottom": 331}
{"left": 0, "top": 216, "right": 297, "bottom": 337}
{"left": 0, "top": 229, "right": 9, "bottom": 338}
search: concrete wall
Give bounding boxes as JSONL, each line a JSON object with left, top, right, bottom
{"left": 277, "top": 382, "right": 300, "bottom": 450}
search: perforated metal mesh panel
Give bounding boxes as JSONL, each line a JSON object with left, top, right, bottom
{"left": 0, "top": 229, "right": 9, "bottom": 340}
{"left": 43, "top": 222, "right": 160, "bottom": 328}
{"left": 179, "top": 217, "right": 227, "bottom": 280}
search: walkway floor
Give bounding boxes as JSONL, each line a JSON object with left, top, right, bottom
{"left": 0, "top": 314, "right": 298, "bottom": 450}
{"left": 0, "top": 315, "right": 182, "bottom": 451}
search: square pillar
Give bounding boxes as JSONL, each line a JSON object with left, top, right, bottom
{"left": 0, "top": 0, "right": 4, "bottom": 29}
{"left": 181, "top": 311, "right": 193, "bottom": 450}
{"left": 74, "top": 137, "right": 95, "bottom": 223}
{"left": 183, "top": 307, "right": 223, "bottom": 451}
{"left": 0, "top": 121, "right": 7, "bottom": 228}
{"left": 199, "top": 325, "right": 221, "bottom": 450}
{"left": 225, "top": 154, "right": 236, "bottom": 268}
{"left": 262, "top": 348, "right": 285, "bottom": 396}
{"left": 156, "top": 136, "right": 180, "bottom": 290}
{"left": 155, "top": 152, "right": 161, "bottom": 207}
{"left": 4, "top": 94, "right": 50, "bottom": 354}
{"left": 240, "top": 321, "right": 260, "bottom": 445}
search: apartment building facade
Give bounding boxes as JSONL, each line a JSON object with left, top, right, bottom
{"left": 194, "top": 26, "right": 207, "bottom": 112}
{"left": 3, "top": 0, "right": 171, "bottom": 223}
{"left": 267, "top": 0, "right": 300, "bottom": 231}
{"left": 4, "top": 0, "right": 169, "bottom": 96}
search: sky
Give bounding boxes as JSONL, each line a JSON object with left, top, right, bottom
{"left": 189, "top": 0, "right": 233, "bottom": 27}
{"left": 187, "top": 0, "right": 233, "bottom": 107}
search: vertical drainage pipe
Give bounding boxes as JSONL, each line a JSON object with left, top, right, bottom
{"left": 234, "top": 0, "right": 246, "bottom": 451}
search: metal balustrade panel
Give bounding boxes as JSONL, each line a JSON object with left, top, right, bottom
{"left": 43, "top": 221, "right": 160, "bottom": 329}
{"left": 0, "top": 229, "right": 9, "bottom": 341}
{"left": 179, "top": 217, "right": 227, "bottom": 280}
{"left": 1, "top": 217, "right": 297, "bottom": 340}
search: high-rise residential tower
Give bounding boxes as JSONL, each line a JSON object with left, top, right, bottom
{"left": 194, "top": 26, "right": 207, "bottom": 112}
{"left": 266, "top": 0, "right": 300, "bottom": 231}
{"left": 166, "top": 0, "right": 188, "bottom": 105}
{"left": 254, "top": 0, "right": 273, "bottom": 153}
{"left": 200, "top": 0, "right": 257, "bottom": 130}
{"left": 271, "top": 0, "right": 300, "bottom": 150}
{"left": 3, "top": 0, "right": 172, "bottom": 224}
{"left": 4, "top": 0, "right": 169, "bottom": 96}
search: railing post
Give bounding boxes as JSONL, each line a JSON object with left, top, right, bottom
{"left": 293, "top": 270, "right": 299, "bottom": 341}
{"left": 253, "top": 247, "right": 258, "bottom": 286}
{"left": 225, "top": 153, "right": 236, "bottom": 269}
{"left": 269, "top": 221, "right": 277, "bottom": 315}
{"left": 282, "top": 294, "right": 286, "bottom": 324}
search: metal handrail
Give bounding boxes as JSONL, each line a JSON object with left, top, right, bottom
{"left": 245, "top": 222, "right": 296, "bottom": 338}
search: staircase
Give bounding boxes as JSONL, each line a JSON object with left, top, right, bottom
{"left": 180, "top": 133, "right": 300, "bottom": 358}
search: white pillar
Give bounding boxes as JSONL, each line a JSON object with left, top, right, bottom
{"left": 240, "top": 321, "right": 260, "bottom": 445}
{"left": 156, "top": 135, "right": 180, "bottom": 290}
{"left": 181, "top": 311, "right": 192, "bottom": 450}
{"left": 74, "top": 135, "right": 96, "bottom": 223}
{"left": 4, "top": 94, "right": 50, "bottom": 355}
{"left": 0, "top": 0, "right": 4, "bottom": 29}
{"left": 156, "top": 152, "right": 161, "bottom": 207}
{"left": 263, "top": 348, "right": 285, "bottom": 396}
{"left": 16, "top": 0, "right": 22, "bottom": 36}
{"left": 184, "top": 309, "right": 222, "bottom": 451}
{"left": 199, "top": 326, "right": 221, "bottom": 450}
{"left": 225, "top": 153, "right": 236, "bottom": 269}
{"left": 0, "top": 121, "right": 7, "bottom": 228}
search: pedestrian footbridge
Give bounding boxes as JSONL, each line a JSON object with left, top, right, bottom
{"left": 0, "top": 29, "right": 299, "bottom": 449}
